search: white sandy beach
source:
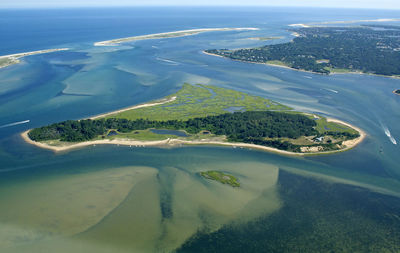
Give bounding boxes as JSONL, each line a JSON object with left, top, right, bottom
{"left": 90, "top": 96, "right": 177, "bottom": 119}
{"left": 202, "top": 50, "right": 228, "bottom": 59}
{"left": 288, "top": 23, "right": 311, "bottom": 28}
{"left": 94, "top": 27, "right": 259, "bottom": 46}
{"left": 326, "top": 117, "right": 366, "bottom": 150}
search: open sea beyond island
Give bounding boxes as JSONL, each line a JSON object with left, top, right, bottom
{"left": 0, "top": 7, "right": 400, "bottom": 252}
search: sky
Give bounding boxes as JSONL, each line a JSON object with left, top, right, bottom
{"left": 0, "top": 0, "right": 399, "bottom": 9}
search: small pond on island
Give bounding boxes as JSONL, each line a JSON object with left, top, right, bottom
{"left": 107, "top": 130, "right": 118, "bottom": 136}
{"left": 150, "top": 129, "right": 188, "bottom": 137}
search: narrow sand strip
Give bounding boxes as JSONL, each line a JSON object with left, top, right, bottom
{"left": 94, "top": 27, "right": 259, "bottom": 46}
{"left": 90, "top": 96, "right": 176, "bottom": 120}
{"left": 0, "top": 48, "right": 69, "bottom": 69}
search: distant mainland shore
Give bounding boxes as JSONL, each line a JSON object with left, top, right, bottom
{"left": 204, "top": 50, "right": 400, "bottom": 79}
{"left": 288, "top": 18, "right": 400, "bottom": 28}
{"left": 94, "top": 27, "right": 259, "bottom": 46}
{"left": 204, "top": 22, "right": 400, "bottom": 79}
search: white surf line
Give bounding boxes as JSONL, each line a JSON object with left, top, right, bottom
{"left": 0, "top": 120, "right": 30, "bottom": 129}
{"left": 382, "top": 125, "right": 397, "bottom": 145}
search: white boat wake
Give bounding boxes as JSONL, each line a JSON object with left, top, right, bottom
{"left": 0, "top": 120, "right": 30, "bottom": 129}
{"left": 156, "top": 57, "right": 180, "bottom": 65}
{"left": 382, "top": 125, "right": 397, "bottom": 145}
{"left": 324, "top": 88, "right": 339, "bottom": 93}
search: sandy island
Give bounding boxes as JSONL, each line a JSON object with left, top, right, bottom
{"left": 20, "top": 83, "right": 365, "bottom": 155}
{"left": 21, "top": 109, "right": 366, "bottom": 156}
{"left": 0, "top": 48, "right": 69, "bottom": 69}
{"left": 94, "top": 27, "right": 259, "bottom": 46}
{"left": 393, "top": 90, "right": 400, "bottom": 96}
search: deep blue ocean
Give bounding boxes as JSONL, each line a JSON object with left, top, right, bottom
{"left": 0, "top": 7, "right": 400, "bottom": 252}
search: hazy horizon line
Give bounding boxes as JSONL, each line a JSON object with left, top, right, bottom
{"left": 1, "top": 5, "right": 400, "bottom": 11}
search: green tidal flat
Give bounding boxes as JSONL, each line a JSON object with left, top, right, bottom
{"left": 107, "top": 83, "right": 290, "bottom": 120}
{"left": 200, "top": 171, "right": 240, "bottom": 187}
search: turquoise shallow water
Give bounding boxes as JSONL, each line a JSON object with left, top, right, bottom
{"left": 0, "top": 7, "right": 400, "bottom": 252}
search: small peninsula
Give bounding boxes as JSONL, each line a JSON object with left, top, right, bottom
{"left": 94, "top": 27, "right": 259, "bottom": 46}
{"left": 205, "top": 25, "right": 400, "bottom": 77}
{"left": 22, "top": 84, "right": 365, "bottom": 155}
{"left": 0, "top": 48, "right": 69, "bottom": 69}
{"left": 200, "top": 171, "right": 240, "bottom": 187}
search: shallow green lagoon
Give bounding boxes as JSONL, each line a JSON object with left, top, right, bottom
{"left": 0, "top": 145, "right": 399, "bottom": 252}
{"left": 0, "top": 147, "right": 283, "bottom": 252}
